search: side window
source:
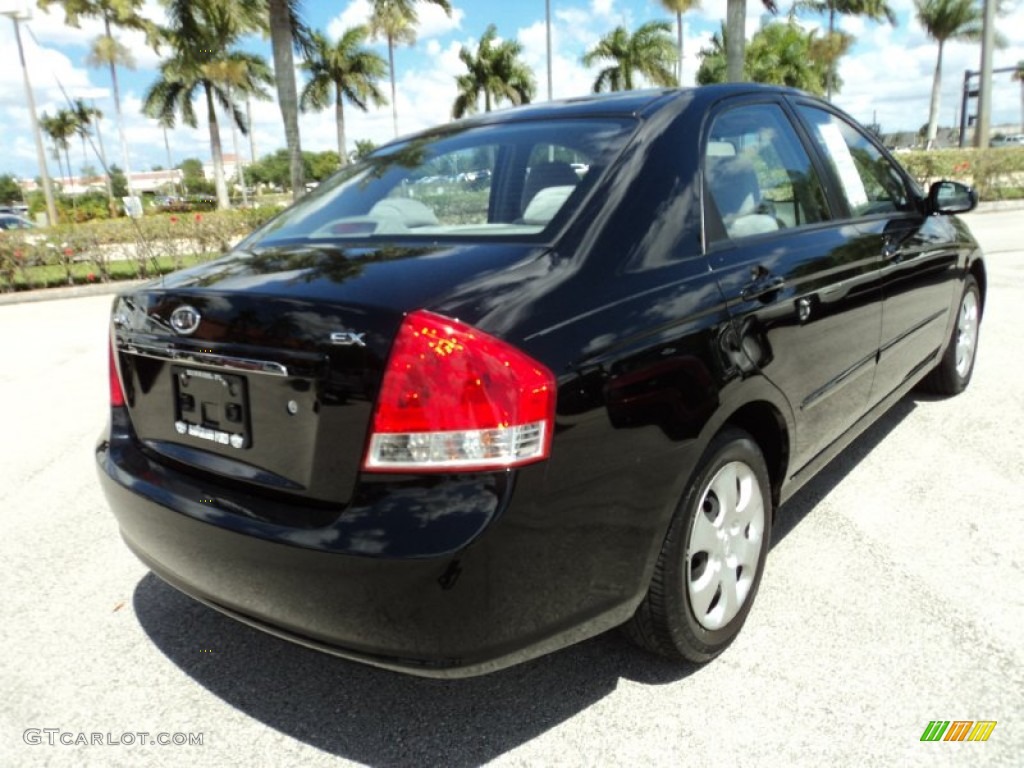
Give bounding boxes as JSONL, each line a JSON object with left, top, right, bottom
{"left": 704, "top": 103, "right": 830, "bottom": 243}
{"left": 797, "top": 106, "right": 912, "bottom": 218}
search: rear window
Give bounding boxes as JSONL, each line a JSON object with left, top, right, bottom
{"left": 244, "top": 118, "right": 635, "bottom": 246}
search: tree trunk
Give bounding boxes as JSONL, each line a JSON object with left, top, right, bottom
{"left": 246, "top": 94, "right": 258, "bottom": 165}
{"left": 388, "top": 35, "right": 399, "bottom": 137}
{"left": 823, "top": 6, "right": 837, "bottom": 102}
{"left": 105, "top": 15, "right": 135, "bottom": 202}
{"left": 53, "top": 145, "right": 66, "bottom": 192}
{"left": 926, "top": 40, "right": 944, "bottom": 149}
{"left": 726, "top": 0, "right": 745, "bottom": 83}
{"left": 336, "top": 82, "right": 348, "bottom": 165}
{"left": 268, "top": 0, "right": 305, "bottom": 200}
{"left": 64, "top": 146, "right": 76, "bottom": 216}
{"left": 205, "top": 85, "right": 230, "bottom": 210}
{"left": 92, "top": 110, "right": 116, "bottom": 214}
{"left": 485, "top": 90, "right": 491, "bottom": 112}
{"left": 676, "top": 11, "right": 684, "bottom": 84}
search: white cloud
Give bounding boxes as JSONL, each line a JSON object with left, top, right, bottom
{"left": 327, "top": 0, "right": 373, "bottom": 40}
{"left": 834, "top": 7, "right": 1024, "bottom": 133}
{"left": 416, "top": 3, "right": 464, "bottom": 39}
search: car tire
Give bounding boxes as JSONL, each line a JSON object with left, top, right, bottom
{"left": 625, "top": 427, "right": 772, "bottom": 663}
{"left": 918, "top": 274, "right": 981, "bottom": 396}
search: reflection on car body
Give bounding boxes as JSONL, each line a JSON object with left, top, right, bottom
{"left": 98, "top": 84, "right": 985, "bottom": 677}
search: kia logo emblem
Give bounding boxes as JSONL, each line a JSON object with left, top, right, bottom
{"left": 170, "top": 305, "right": 201, "bottom": 335}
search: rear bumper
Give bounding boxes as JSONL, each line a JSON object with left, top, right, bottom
{"left": 96, "top": 417, "right": 651, "bottom": 677}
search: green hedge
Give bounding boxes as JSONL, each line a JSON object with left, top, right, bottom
{"left": 897, "top": 147, "right": 1024, "bottom": 200}
{"left": 0, "top": 206, "right": 281, "bottom": 293}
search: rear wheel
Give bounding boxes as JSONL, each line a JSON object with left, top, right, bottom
{"left": 919, "top": 275, "right": 981, "bottom": 396}
{"left": 625, "top": 427, "right": 772, "bottom": 663}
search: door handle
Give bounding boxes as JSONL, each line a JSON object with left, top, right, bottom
{"left": 740, "top": 275, "right": 785, "bottom": 301}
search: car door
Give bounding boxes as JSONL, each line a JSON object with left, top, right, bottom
{"left": 792, "top": 103, "right": 959, "bottom": 405}
{"left": 703, "top": 98, "right": 884, "bottom": 473}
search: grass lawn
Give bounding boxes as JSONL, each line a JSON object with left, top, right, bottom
{"left": 1, "top": 254, "right": 210, "bottom": 293}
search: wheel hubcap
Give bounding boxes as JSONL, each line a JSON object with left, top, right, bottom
{"left": 686, "top": 461, "right": 765, "bottom": 631}
{"left": 955, "top": 290, "right": 979, "bottom": 379}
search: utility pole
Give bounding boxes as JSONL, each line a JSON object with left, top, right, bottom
{"left": 228, "top": 88, "right": 249, "bottom": 208}
{"left": 4, "top": 4, "right": 58, "bottom": 226}
{"left": 545, "top": 0, "right": 553, "bottom": 101}
{"left": 975, "top": 0, "right": 996, "bottom": 148}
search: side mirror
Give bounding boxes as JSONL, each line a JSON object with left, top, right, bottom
{"left": 928, "top": 180, "right": 978, "bottom": 215}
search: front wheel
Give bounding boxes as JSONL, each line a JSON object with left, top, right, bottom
{"left": 919, "top": 274, "right": 981, "bottom": 396}
{"left": 625, "top": 428, "right": 772, "bottom": 663}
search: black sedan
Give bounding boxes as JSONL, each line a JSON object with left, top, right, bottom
{"left": 98, "top": 85, "right": 985, "bottom": 677}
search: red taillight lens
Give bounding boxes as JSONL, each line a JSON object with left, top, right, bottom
{"left": 109, "top": 335, "right": 125, "bottom": 407}
{"left": 364, "top": 310, "right": 556, "bottom": 472}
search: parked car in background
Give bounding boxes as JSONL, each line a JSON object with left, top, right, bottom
{"left": 991, "top": 134, "right": 1024, "bottom": 147}
{"left": 153, "top": 194, "right": 218, "bottom": 213}
{"left": 0, "top": 213, "right": 35, "bottom": 231}
{"left": 98, "top": 85, "right": 985, "bottom": 677}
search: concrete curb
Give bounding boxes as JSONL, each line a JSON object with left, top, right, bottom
{"left": 0, "top": 279, "right": 148, "bottom": 307}
{"left": 975, "top": 199, "right": 1024, "bottom": 213}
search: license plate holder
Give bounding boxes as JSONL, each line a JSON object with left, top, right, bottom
{"left": 172, "top": 365, "right": 250, "bottom": 449}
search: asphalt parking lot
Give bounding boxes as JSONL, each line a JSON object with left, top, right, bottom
{"left": 1, "top": 211, "right": 1021, "bottom": 767}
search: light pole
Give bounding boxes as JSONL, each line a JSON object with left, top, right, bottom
{"left": 3, "top": 2, "right": 58, "bottom": 226}
{"left": 975, "top": 0, "right": 996, "bottom": 148}
{"left": 545, "top": 0, "right": 553, "bottom": 101}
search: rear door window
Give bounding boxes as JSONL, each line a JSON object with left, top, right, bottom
{"left": 704, "top": 103, "right": 830, "bottom": 244}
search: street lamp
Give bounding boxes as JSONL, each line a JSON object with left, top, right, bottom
{"left": 2, "top": 0, "right": 59, "bottom": 226}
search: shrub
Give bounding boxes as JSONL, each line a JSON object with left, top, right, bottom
{"left": 898, "top": 147, "right": 1024, "bottom": 199}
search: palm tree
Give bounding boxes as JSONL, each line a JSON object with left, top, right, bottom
{"left": 659, "top": 0, "right": 701, "bottom": 84}
{"left": 70, "top": 98, "right": 115, "bottom": 204}
{"left": 40, "top": 109, "right": 79, "bottom": 193}
{"left": 698, "top": 21, "right": 832, "bottom": 94}
{"left": 452, "top": 25, "right": 536, "bottom": 118}
{"left": 793, "top": 0, "right": 896, "bottom": 100}
{"left": 582, "top": 21, "right": 678, "bottom": 93}
{"left": 39, "top": 1, "right": 159, "bottom": 199}
{"left": 369, "top": 0, "right": 453, "bottom": 137}
{"left": 807, "top": 28, "right": 853, "bottom": 95}
{"left": 300, "top": 27, "right": 388, "bottom": 165}
{"left": 915, "top": 0, "right": 983, "bottom": 149}
{"left": 145, "top": 1, "right": 272, "bottom": 209}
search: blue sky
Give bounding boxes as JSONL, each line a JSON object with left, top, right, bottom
{"left": 0, "top": 0, "right": 1022, "bottom": 179}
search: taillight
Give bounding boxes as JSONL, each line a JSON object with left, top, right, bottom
{"left": 364, "top": 310, "right": 556, "bottom": 472}
{"left": 109, "top": 334, "right": 125, "bottom": 407}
